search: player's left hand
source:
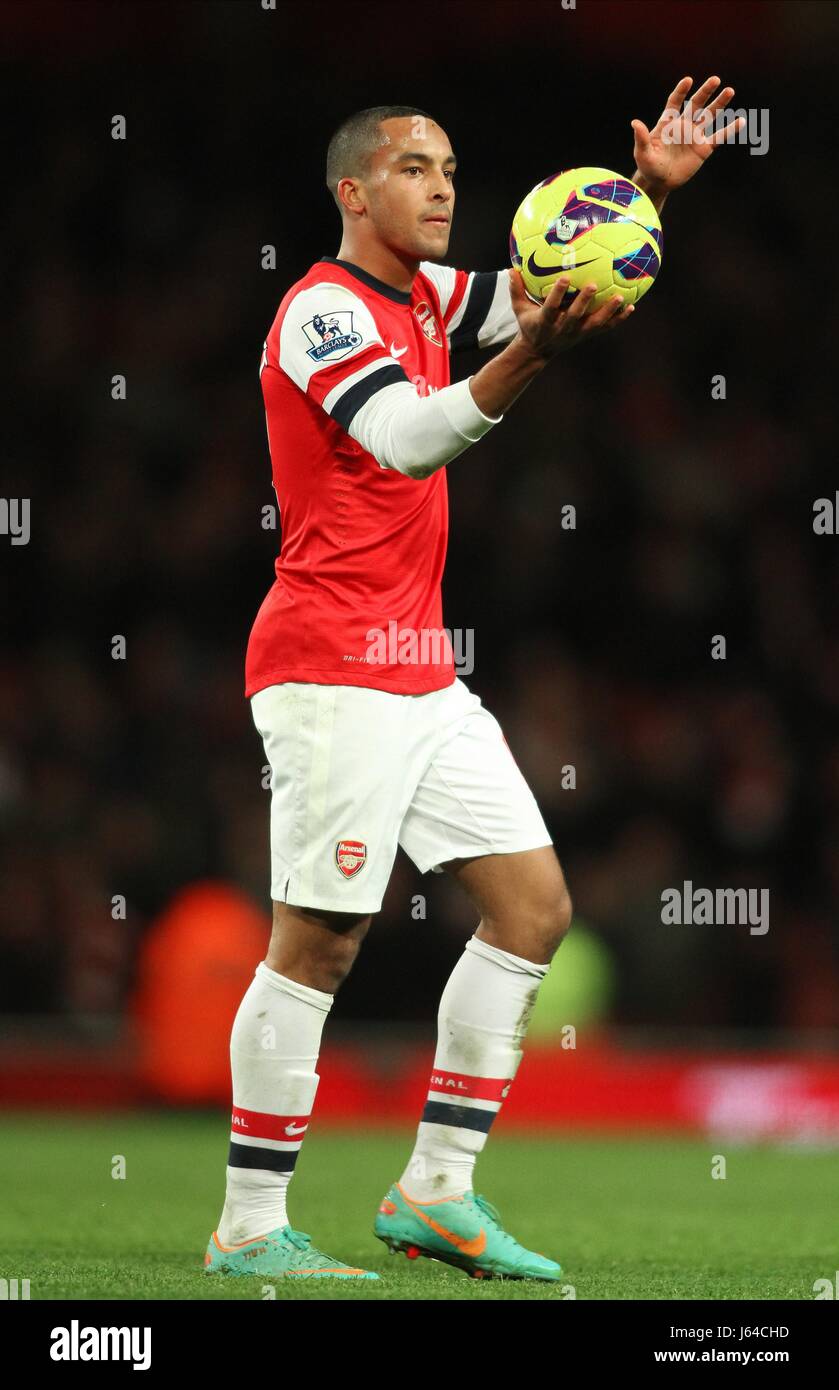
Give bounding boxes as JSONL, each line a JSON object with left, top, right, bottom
{"left": 631, "top": 76, "right": 746, "bottom": 206}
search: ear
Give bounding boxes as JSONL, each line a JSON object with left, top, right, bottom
{"left": 337, "top": 176, "right": 365, "bottom": 217}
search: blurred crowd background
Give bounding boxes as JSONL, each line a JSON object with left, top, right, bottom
{"left": 2, "top": 0, "right": 837, "bottom": 1041}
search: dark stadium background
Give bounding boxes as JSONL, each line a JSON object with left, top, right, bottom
{"left": 1, "top": 0, "right": 838, "bottom": 1123}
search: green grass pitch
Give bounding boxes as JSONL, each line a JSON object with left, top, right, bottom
{"left": 0, "top": 1112, "right": 834, "bottom": 1300}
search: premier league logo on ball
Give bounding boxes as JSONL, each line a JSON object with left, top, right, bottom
{"left": 552, "top": 214, "right": 578, "bottom": 243}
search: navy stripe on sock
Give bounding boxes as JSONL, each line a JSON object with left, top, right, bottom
{"left": 421, "top": 1101, "right": 496, "bottom": 1133}
{"left": 227, "top": 1141, "right": 298, "bottom": 1173}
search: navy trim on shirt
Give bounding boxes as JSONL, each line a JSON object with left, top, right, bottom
{"left": 448, "top": 270, "right": 497, "bottom": 353}
{"left": 318, "top": 255, "right": 413, "bottom": 305}
{"left": 328, "top": 362, "right": 409, "bottom": 431}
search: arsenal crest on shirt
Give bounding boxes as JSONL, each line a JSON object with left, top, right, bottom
{"left": 335, "top": 839, "right": 367, "bottom": 878}
{"left": 413, "top": 300, "right": 442, "bottom": 346}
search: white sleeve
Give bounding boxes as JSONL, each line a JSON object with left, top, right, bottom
{"left": 277, "top": 279, "right": 503, "bottom": 480}
{"left": 419, "top": 262, "right": 518, "bottom": 351}
{"left": 348, "top": 377, "right": 503, "bottom": 480}
{"left": 278, "top": 281, "right": 400, "bottom": 415}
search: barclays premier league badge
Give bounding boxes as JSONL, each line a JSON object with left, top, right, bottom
{"left": 303, "top": 311, "right": 363, "bottom": 362}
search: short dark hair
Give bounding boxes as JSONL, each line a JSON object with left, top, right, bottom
{"left": 325, "top": 105, "right": 434, "bottom": 210}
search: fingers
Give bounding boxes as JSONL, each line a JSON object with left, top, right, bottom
{"left": 710, "top": 114, "right": 745, "bottom": 146}
{"left": 509, "top": 267, "right": 539, "bottom": 310}
{"left": 705, "top": 84, "right": 735, "bottom": 117}
{"left": 585, "top": 294, "right": 632, "bottom": 332}
{"left": 533, "top": 281, "right": 636, "bottom": 356}
{"left": 656, "top": 75, "right": 736, "bottom": 133}
{"left": 564, "top": 281, "right": 598, "bottom": 320}
{"left": 547, "top": 281, "right": 636, "bottom": 336}
{"left": 631, "top": 118, "right": 652, "bottom": 150}
{"left": 689, "top": 75, "right": 722, "bottom": 113}
{"left": 660, "top": 75, "right": 692, "bottom": 121}
{"left": 609, "top": 300, "right": 636, "bottom": 328}
{"left": 542, "top": 275, "right": 572, "bottom": 323}
{"left": 554, "top": 281, "right": 617, "bottom": 327}
{"left": 690, "top": 78, "right": 734, "bottom": 138}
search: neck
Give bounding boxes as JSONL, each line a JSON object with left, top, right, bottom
{"left": 334, "top": 238, "right": 419, "bottom": 295}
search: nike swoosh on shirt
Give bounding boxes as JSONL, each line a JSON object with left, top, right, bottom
{"left": 284, "top": 1122, "right": 308, "bottom": 1137}
{"left": 389, "top": 342, "right": 408, "bottom": 357}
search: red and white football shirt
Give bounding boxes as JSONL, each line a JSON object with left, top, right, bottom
{"left": 245, "top": 256, "right": 515, "bottom": 698}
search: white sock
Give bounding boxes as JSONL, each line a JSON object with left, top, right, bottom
{"left": 399, "top": 935, "right": 548, "bottom": 1202}
{"left": 216, "top": 962, "right": 333, "bottom": 1246}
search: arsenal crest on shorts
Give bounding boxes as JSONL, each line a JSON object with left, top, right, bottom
{"left": 335, "top": 839, "right": 367, "bottom": 878}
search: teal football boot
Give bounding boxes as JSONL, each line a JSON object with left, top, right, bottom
{"left": 374, "top": 1182, "right": 562, "bottom": 1281}
{"left": 204, "top": 1225, "right": 380, "bottom": 1280}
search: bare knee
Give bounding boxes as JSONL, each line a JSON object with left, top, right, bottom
{"left": 477, "top": 861, "right": 573, "bottom": 965}
{"left": 265, "top": 902, "right": 372, "bottom": 994}
{"left": 553, "top": 879, "right": 574, "bottom": 946}
{"left": 519, "top": 877, "right": 573, "bottom": 959}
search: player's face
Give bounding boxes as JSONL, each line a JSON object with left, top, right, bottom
{"left": 364, "top": 116, "right": 455, "bottom": 260}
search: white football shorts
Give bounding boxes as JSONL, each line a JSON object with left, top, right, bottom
{"left": 250, "top": 676, "right": 553, "bottom": 914}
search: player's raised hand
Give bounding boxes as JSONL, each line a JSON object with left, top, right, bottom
{"left": 631, "top": 75, "right": 746, "bottom": 203}
{"left": 509, "top": 267, "right": 634, "bottom": 359}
